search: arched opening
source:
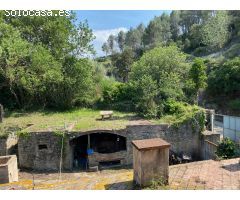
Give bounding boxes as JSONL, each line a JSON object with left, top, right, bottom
{"left": 70, "top": 132, "right": 127, "bottom": 170}
{"left": 90, "top": 132, "right": 126, "bottom": 154}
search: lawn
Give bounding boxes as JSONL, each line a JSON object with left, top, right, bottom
{"left": 0, "top": 105, "right": 203, "bottom": 137}
{"left": 0, "top": 108, "right": 138, "bottom": 136}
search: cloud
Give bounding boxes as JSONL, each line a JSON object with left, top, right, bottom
{"left": 93, "top": 27, "right": 128, "bottom": 57}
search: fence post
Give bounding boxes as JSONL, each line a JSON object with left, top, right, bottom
{"left": 211, "top": 113, "right": 214, "bottom": 132}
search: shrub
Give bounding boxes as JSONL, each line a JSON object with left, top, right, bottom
{"left": 216, "top": 138, "right": 237, "bottom": 159}
{"left": 164, "top": 99, "right": 188, "bottom": 115}
{"left": 228, "top": 99, "right": 240, "bottom": 111}
{"left": 97, "top": 80, "right": 137, "bottom": 111}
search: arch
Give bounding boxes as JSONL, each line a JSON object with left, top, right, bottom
{"left": 70, "top": 130, "right": 127, "bottom": 170}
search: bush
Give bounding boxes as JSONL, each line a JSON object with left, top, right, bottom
{"left": 164, "top": 99, "right": 188, "bottom": 115}
{"left": 97, "top": 80, "right": 137, "bottom": 112}
{"left": 216, "top": 138, "right": 237, "bottom": 159}
{"left": 207, "top": 57, "right": 240, "bottom": 97}
{"left": 228, "top": 99, "right": 240, "bottom": 111}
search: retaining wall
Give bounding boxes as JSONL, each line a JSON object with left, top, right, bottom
{"left": 18, "top": 115, "right": 204, "bottom": 171}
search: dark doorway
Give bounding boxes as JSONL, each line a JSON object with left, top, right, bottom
{"left": 71, "top": 135, "right": 88, "bottom": 170}
{"left": 90, "top": 132, "right": 126, "bottom": 154}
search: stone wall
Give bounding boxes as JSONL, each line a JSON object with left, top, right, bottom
{"left": 88, "top": 151, "right": 128, "bottom": 166}
{"left": 125, "top": 121, "right": 202, "bottom": 164}
{"left": 18, "top": 132, "right": 62, "bottom": 170}
{"left": 0, "top": 138, "right": 6, "bottom": 156}
{"left": 0, "top": 134, "right": 18, "bottom": 156}
{"left": 18, "top": 115, "right": 204, "bottom": 171}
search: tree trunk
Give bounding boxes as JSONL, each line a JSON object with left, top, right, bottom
{"left": 0, "top": 104, "right": 3, "bottom": 123}
{"left": 9, "top": 86, "right": 21, "bottom": 108}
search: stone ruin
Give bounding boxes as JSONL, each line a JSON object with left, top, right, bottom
{"left": 0, "top": 155, "right": 18, "bottom": 184}
{"left": 0, "top": 109, "right": 220, "bottom": 172}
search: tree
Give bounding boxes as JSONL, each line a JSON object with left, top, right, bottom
{"left": 107, "top": 34, "right": 116, "bottom": 54}
{"left": 189, "top": 58, "right": 207, "bottom": 104}
{"left": 130, "top": 45, "right": 189, "bottom": 117}
{"left": 0, "top": 23, "right": 31, "bottom": 108}
{"left": 112, "top": 48, "right": 135, "bottom": 82}
{"left": 117, "top": 31, "right": 126, "bottom": 52}
{"left": 170, "top": 11, "right": 181, "bottom": 41}
{"left": 4, "top": 12, "right": 95, "bottom": 58}
{"left": 207, "top": 57, "right": 240, "bottom": 97}
{"left": 143, "top": 13, "right": 171, "bottom": 48}
{"left": 125, "top": 28, "right": 143, "bottom": 50}
{"left": 0, "top": 11, "right": 96, "bottom": 109}
{"left": 201, "top": 11, "right": 230, "bottom": 50}
{"left": 102, "top": 42, "right": 110, "bottom": 56}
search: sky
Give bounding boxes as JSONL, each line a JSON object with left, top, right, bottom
{"left": 76, "top": 10, "right": 170, "bottom": 56}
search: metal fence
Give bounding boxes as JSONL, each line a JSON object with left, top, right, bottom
{"left": 214, "top": 114, "right": 240, "bottom": 143}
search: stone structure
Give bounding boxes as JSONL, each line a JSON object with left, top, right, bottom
{"left": 0, "top": 134, "right": 18, "bottom": 156}
{"left": 17, "top": 113, "right": 205, "bottom": 171}
{"left": 201, "top": 130, "right": 220, "bottom": 160}
{"left": 18, "top": 132, "right": 62, "bottom": 170}
{"left": 132, "top": 138, "right": 170, "bottom": 187}
{"left": 0, "top": 155, "right": 18, "bottom": 184}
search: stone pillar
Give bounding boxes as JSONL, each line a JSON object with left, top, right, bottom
{"left": 132, "top": 138, "right": 170, "bottom": 187}
{"left": 0, "top": 104, "right": 3, "bottom": 123}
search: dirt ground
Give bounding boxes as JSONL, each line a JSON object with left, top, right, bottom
{"left": 1, "top": 158, "right": 240, "bottom": 190}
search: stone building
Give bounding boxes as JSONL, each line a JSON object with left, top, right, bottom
{"left": 17, "top": 114, "right": 207, "bottom": 171}
{"left": 0, "top": 110, "right": 220, "bottom": 171}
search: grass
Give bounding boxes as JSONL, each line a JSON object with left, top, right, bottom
{"left": 0, "top": 108, "right": 137, "bottom": 135}
{"left": 0, "top": 104, "right": 203, "bottom": 137}
{"left": 151, "top": 104, "right": 202, "bottom": 125}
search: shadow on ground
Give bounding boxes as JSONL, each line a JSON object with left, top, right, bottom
{"left": 104, "top": 180, "right": 134, "bottom": 190}
{"left": 222, "top": 162, "right": 240, "bottom": 172}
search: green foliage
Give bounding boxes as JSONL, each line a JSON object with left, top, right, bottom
{"left": 133, "top": 75, "right": 159, "bottom": 118}
{"left": 144, "top": 177, "right": 169, "bottom": 190}
{"left": 111, "top": 48, "right": 135, "bottom": 82}
{"left": 189, "top": 58, "right": 207, "bottom": 103}
{"left": 17, "top": 130, "right": 31, "bottom": 139}
{"left": 0, "top": 11, "right": 96, "bottom": 110}
{"left": 125, "top": 26, "right": 144, "bottom": 51}
{"left": 164, "top": 99, "right": 188, "bottom": 115}
{"left": 201, "top": 11, "right": 230, "bottom": 51}
{"left": 216, "top": 138, "right": 238, "bottom": 159}
{"left": 228, "top": 99, "right": 240, "bottom": 111}
{"left": 130, "top": 45, "right": 189, "bottom": 117}
{"left": 117, "top": 31, "right": 126, "bottom": 52}
{"left": 143, "top": 13, "right": 171, "bottom": 48}
{"left": 0, "top": 125, "right": 8, "bottom": 139}
{"left": 207, "top": 57, "right": 240, "bottom": 97}
{"left": 152, "top": 101, "right": 205, "bottom": 133}
{"left": 98, "top": 80, "right": 137, "bottom": 112}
